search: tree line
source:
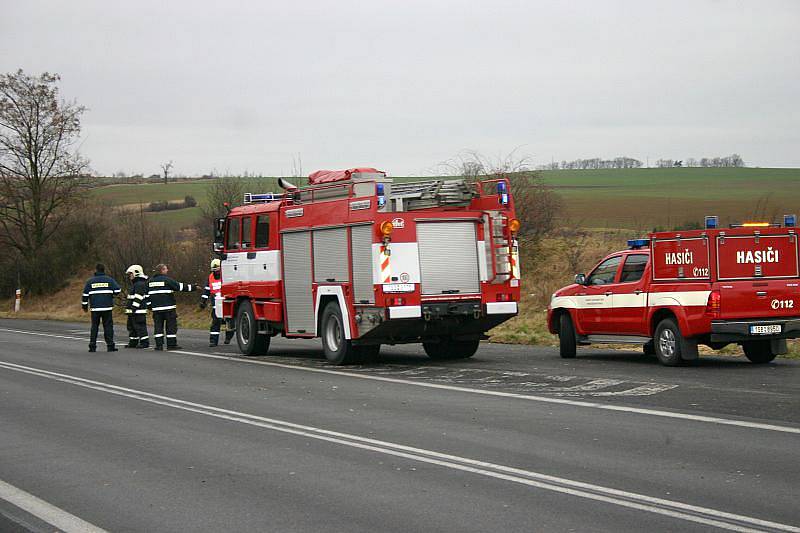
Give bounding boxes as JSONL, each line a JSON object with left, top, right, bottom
{"left": 538, "top": 153, "right": 745, "bottom": 170}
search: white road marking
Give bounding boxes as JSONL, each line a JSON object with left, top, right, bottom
{"left": 0, "top": 478, "right": 108, "bottom": 533}
{"left": 1, "top": 326, "right": 799, "bottom": 435}
{"left": 0, "top": 360, "right": 796, "bottom": 533}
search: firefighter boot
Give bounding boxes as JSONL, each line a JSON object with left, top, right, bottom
{"left": 137, "top": 339, "right": 150, "bottom": 349}
{"left": 224, "top": 330, "right": 235, "bottom": 345}
{"left": 107, "top": 345, "right": 118, "bottom": 352}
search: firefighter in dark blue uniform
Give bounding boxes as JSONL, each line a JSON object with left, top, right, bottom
{"left": 81, "top": 263, "right": 121, "bottom": 352}
{"left": 148, "top": 263, "right": 195, "bottom": 350}
{"left": 124, "top": 264, "right": 151, "bottom": 348}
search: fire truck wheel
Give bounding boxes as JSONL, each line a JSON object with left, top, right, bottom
{"left": 742, "top": 341, "right": 777, "bottom": 364}
{"left": 423, "top": 339, "right": 479, "bottom": 360}
{"left": 236, "top": 301, "right": 269, "bottom": 356}
{"left": 654, "top": 318, "right": 687, "bottom": 366}
{"left": 321, "top": 302, "right": 356, "bottom": 365}
{"left": 558, "top": 314, "right": 577, "bottom": 359}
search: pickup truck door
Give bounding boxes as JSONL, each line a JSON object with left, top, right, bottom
{"left": 609, "top": 253, "right": 650, "bottom": 335}
{"left": 576, "top": 256, "right": 622, "bottom": 334}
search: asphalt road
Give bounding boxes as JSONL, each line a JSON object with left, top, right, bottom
{"left": 0, "top": 318, "right": 798, "bottom": 532}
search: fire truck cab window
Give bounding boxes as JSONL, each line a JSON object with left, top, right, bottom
{"left": 587, "top": 256, "right": 622, "bottom": 285}
{"left": 241, "top": 216, "right": 252, "bottom": 249}
{"left": 255, "top": 215, "right": 270, "bottom": 249}
{"left": 619, "top": 254, "right": 648, "bottom": 283}
{"left": 226, "top": 217, "right": 240, "bottom": 250}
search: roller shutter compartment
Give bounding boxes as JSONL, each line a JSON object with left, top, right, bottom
{"left": 313, "top": 228, "right": 349, "bottom": 283}
{"left": 282, "top": 231, "right": 315, "bottom": 334}
{"left": 351, "top": 225, "right": 375, "bottom": 304}
{"left": 417, "top": 221, "right": 480, "bottom": 295}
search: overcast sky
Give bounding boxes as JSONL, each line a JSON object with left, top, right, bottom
{"left": 2, "top": 0, "right": 799, "bottom": 176}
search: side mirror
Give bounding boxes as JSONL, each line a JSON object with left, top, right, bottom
{"left": 213, "top": 242, "right": 224, "bottom": 253}
{"left": 574, "top": 273, "right": 586, "bottom": 285}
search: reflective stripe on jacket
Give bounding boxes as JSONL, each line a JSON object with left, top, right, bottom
{"left": 82, "top": 273, "right": 121, "bottom": 312}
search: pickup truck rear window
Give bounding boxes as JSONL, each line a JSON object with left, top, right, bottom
{"left": 620, "top": 254, "right": 648, "bottom": 283}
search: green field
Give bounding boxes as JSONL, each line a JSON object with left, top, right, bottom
{"left": 543, "top": 167, "right": 800, "bottom": 229}
{"left": 92, "top": 168, "right": 800, "bottom": 230}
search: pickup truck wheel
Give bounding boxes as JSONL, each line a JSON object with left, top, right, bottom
{"left": 321, "top": 302, "right": 356, "bottom": 365}
{"left": 423, "top": 339, "right": 479, "bottom": 360}
{"left": 742, "top": 341, "right": 777, "bottom": 364}
{"left": 654, "top": 318, "right": 686, "bottom": 366}
{"left": 558, "top": 314, "right": 577, "bottom": 359}
{"left": 236, "top": 301, "right": 269, "bottom": 356}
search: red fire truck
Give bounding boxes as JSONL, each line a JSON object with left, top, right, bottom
{"left": 214, "top": 169, "right": 521, "bottom": 364}
{"left": 548, "top": 216, "right": 800, "bottom": 366}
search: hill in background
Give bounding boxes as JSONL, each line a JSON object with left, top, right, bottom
{"left": 92, "top": 168, "right": 800, "bottom": 232}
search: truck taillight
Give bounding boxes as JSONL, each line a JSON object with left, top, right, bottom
{"left": 497, "top": 293, "right": 511, "bottom": 302}
{"left": 385, "top": 297, "right": 405, "bottom": 307}
{"left": 706, "top": 290, "right": 721, "bottom": 318}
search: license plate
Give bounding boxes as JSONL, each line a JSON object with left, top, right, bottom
{"left": 383, "top": 283, "right": 415, "bottom": 293}
{"left": 750, "top": 324, "right": 782, "bottom": 335}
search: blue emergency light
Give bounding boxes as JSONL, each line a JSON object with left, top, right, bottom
{"left": 497, "top": 181, "right": 509, "bottom": 206}
{"left": 244, "top": 193, "right": 281, "bottom": 203}
{"left": 376, "top": 183, "right": 386, "bottom": 207}
{"left": 705, "top": 216, "right": 719, "bottom": 229}
{"left": 784, "top": 214, "right": 797, "bottom": 228}
{"left": 627, "top": 239, "right": 649, "bottom": 250}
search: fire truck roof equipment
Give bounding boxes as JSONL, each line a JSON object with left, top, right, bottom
{"left": 308, "top": 168, "right": 385, "bottom": 184}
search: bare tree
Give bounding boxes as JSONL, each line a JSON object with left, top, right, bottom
{"left": 0, "top": 70, "right": 89, "bottom": 261}
{"left": 161, "top": 160, "right": 174, "bottom": 184}
{"left": 439, "top": 149, "right": 564, "bottom": 244}
{"left": 198, "top": 176, "right": 247, "bottom": 233}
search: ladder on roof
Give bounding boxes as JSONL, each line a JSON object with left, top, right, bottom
{"left": 390, "top": 179, "right": 474, "bottom": 211}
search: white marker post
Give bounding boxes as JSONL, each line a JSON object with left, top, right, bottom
{"left": 14, "top": 288, "right": 21, "bottom": 312}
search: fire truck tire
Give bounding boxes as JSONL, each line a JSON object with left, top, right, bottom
{"left": 321, "top": 302, "right": 357, "bottom": 365}
{"left": 742, "top": 341, "right": 777, "bottom": 364}
{"left": 654, "top": 318, "right": 688, "bottom": 366}
{"left": 558, "top": 314, "right": 577, "bottom": 359}
{"left": 236, "top": 301, "right": 269, "bottom": 356}
{"left": 423, "top": 339, "right": 480, "bottom": 360}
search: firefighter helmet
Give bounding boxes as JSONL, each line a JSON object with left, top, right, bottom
{"left": 125, "top": 264, "right": 144, "bottom": 278}
{"left": 210, "top": 259, "right": 221, "bottom": 271}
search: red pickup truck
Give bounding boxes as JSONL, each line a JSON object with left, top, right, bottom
{"left": 548, "top": 219, "right": 800, "bottom": 366}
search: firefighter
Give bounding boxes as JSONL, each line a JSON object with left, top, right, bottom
{"left": 81, "top": 263, "right": 121, "bottom": 353}
{"left": 124, "top": 264, "right": 150, "bottom": 348}
{"left": 148, "top": 263, "right": 195, "bottom": 350}
{"left": 200, "top": 258, "right": 234, "bottom": 347}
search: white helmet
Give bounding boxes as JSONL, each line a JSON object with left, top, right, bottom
{"left": 125, "top": 264, "right": 144, "bottom": 278}
{"left": 210, "top": 258, "right": 221, "bottom": 271}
